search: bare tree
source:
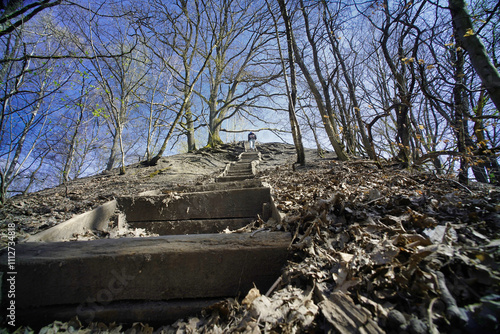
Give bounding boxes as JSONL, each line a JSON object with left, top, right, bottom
{"left": 0, "top": 59, "right": 71, "bottom": 201}
{"left": 449, "top": 0, "right": 500, "bottom": 111}
{"left": 62, "top": 4, "right": 148, "bottom": 174}
{"left": 200, "top": 0, "right": 280, "bottom": 149}
{"left": 281, "top": 0, "right": 348, "bottom": 160}
{"left": 274, "top": 0, "right": 305, "bottom": 165}
{"left": 137, "top": 0, "right": 216, "bottom": 164}
{"left": 53, "top": 72, "right": 102, "bottom": 183}
{"left": 0, "top": 12, "right": 73, "bottom": 202}
{"left": 133, "top": 58, "right": 176, "bottom": 162}
{"left": 0, "top": 0, "right": 62, "bottom": 37}
{"left": 320, "top": 0, "right": 377, "bottom": 160}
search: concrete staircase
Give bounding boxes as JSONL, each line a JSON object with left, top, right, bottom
{"left": 216, "top": 151, "right": 259, "bottom": 182}
{"left": 1, "top": 149, "right": 289, "bottom": 327}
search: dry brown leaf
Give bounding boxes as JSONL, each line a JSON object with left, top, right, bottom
{"left": 319, "top": 292, "right": 385, "bottom": 334}
{"left": 242, "top": 287, "right": 261, "bottom": 308}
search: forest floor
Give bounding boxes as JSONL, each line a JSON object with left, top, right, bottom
{"left": 1, "top": 142, "right": 499, "bottom": 333}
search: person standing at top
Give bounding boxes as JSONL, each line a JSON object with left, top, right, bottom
{"left": 248, "top": 132, "right": 257, "bottom": 151}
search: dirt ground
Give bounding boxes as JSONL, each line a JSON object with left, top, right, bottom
{"left": 1, "top": 142, "right": 499, "bottom": 333}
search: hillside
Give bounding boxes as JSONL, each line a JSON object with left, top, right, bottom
{"left": 1, "top": 143, "right": 321, "bottom": 242}
{"left": 1, "top": 142, "right": 499, "bottom": 333}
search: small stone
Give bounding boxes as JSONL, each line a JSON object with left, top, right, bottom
{"left": 368, "top": 189, "right": 381, "bottom": 201}
{"left": 408, "top": 317, "right": 428, "bottom": 334}
{"left": 387, "top": 309, "right": 407, "bottom": 329}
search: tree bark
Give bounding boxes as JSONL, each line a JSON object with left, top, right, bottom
{"left": 449, "top": 0, "right": 500, "bottom": 112}
{"left": 0, "top": 0, "right": 62, "bottom": 37}
{"left": 451, "top": 16, "right": 490, "bottom": 184}
{"left": 62, "top": 104, "right": 84, "bottom": 183}
{"left": 106, "top": 129, "right": 119, "bottom": 171}
{"left": 185, "top": 103, "right": 197, "bottom": 152}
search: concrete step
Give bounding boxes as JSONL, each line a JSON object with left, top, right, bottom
{"left": 226, "top": 165, "right": 253, "bottom": 176}
{"left": 226, "top": 171, "right": 253, "bottom": 177}
{"left": 239, "top": 157, "right": 258, "bottom": 163}
{"left": 216, "top": 175, "right": 255, "bottom": 182}
{"left": 230, "top": 163, "right": 252, "bottom": 170}
{"left": 117, "top": 187, "right": 270, "bottom": 221}
{"left": 172, "top": 179, "right": 263, "bottom": 193}
{"left": 239, "top": 157, "right": 259, "bottom": 163}
{"left": 1, "top": 232, "right": 290, "bottom": 309}
{"left": 241, "top": 152, "right": 259, "bottom": 157}
{"left": 228, "top": 166, "right": 252, "bottom": 172}
{"left": 128, "top": 217, "right": 255, "bottom": 235}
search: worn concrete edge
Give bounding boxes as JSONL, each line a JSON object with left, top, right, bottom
{"left": 118, "top": 186, "right": 271, "bottom": 201}
{"left": 23, "top": 200, "right": 117, "bottom": 243}
{"left": 128, "top": 217, "right": 254, "bottom": 235}
{"left": 251, "top": 159, "right": 260, "bottom": 176}
{"left": 262, "top": 181, "right": 284, "bottom": 225}
{"left": 170, "top": 179, "right": 264, "bottom": 193}
{"left": 218, "top": 161, "right": 233, "bottom": 179}
{"left": 8, "top": 232, "right": 292, "bottom": 258}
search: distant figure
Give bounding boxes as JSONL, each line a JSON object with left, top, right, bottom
{"left": 248, "top": 132, "right": 257, "bottom": 151}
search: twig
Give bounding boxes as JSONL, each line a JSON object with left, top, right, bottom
{"left": 346, "top": 159, "right": 382, "bottom": 168}
{"left": 427, "top": 298, "right": 439, "bottom": 334}
{"left": 365, "top": 196, "right": 384, "bottom": 205}
{"left": 438, "top": 177, "right": 474, "bottom": 194}
{"left": 290, "top": 219, "right": 302, "bottom": 247}
{"left": 434, "top": 270, "right": 468, "bottom": 323}
{"left": 265, "top": 276, "right": 282, "bottom": 297}
{"left": 250, "top": 228, "right": 269, "bottom": 237}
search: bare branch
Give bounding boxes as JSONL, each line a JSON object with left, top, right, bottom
{"left": 0, "top": 45, "right": 137, "bottom": 63}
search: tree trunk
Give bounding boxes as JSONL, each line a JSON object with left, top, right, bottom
{"left": 472, "top": 91, "right": 500, "bottom": 184}
{"left": 0, "top": 173, "right": 6, "bottom": 204}
{"left": 277, "top": 0, "right": 305, "bottom": 166}
{"left": 449, "top": 0, "right": 500, "bottom": 112}
{"left": 289, "top": 37, "right": 347, "bottom": 160}
{"left": 452, "top": 17, "right": 489, "bottom": 184}
{"left": 395, "top": 103, "right": 411, "bottom": 166}
{"left": 106, "top": 130, "right": 120, "bottom": 171}
{"left": 118, "top": 123, "right": 126, "bottom": 175}
{"left": 149, "top": 42, "right": 215, "bottom": 165}
{"left": 302, "top": 108, "right": 324, "bottom": 157}
{"left": 206, "top": 42, "right": 225, "bottom": 148}
{"left": 185, "top": 104, "right": 197, "bottom": 152}
{"left": 379, "top": 3, "right": 412, "bottom": 166}
{"left": 148, "top": 105, "right": 186, "bottom": 166}
{"left": 452, "top": 26, "right": 471, "bottom": 184}
{"left": 62, "top": 108, "right": 83, "bottom": 183}
{"left": 297, "top": 60, "right": 348, "bottom": 160}
{"left": 295, "top": 0, "right": 347, "bottom": 161}
{"left": 207, "top": 116, "right": 224, "bottom": 148}
{"left": 331, "top": 79, "right": 355, "bottom": 154}
{"left": 324, "top": 8, "right": 376, "bottom": 160}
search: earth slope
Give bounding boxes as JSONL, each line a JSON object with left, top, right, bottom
{"left": 1, "top": 142, "right": 499, "bottom": 333}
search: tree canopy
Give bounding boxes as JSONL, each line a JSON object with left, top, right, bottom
{"left": 1, "top": 0, "right": 499, "bottom": 202}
